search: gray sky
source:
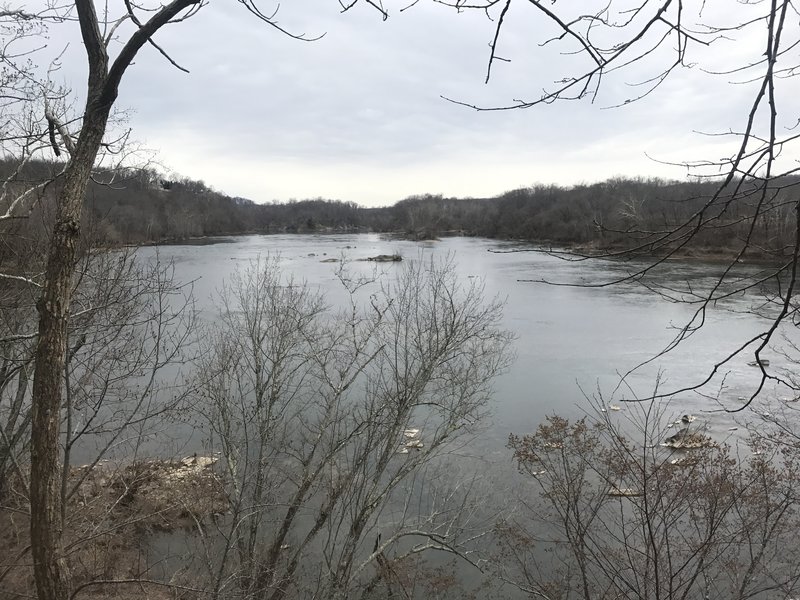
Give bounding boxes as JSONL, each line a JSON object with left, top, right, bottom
{"left": 33, "top": 1, "right": 799, "bottom": 206}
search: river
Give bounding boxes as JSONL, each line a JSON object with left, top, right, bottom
{"left": 132, "top": 233, "right": 799, "bottom": 595}
{"left": 139, "top": 233, "right": 792, "bottom": 459}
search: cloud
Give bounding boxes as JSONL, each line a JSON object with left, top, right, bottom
{"left": 24, "top": 0, "right": 800, "bottom": 206}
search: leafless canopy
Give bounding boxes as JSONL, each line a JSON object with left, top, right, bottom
{"left": 435, "top": 0, "right": 800, "bottom": 407}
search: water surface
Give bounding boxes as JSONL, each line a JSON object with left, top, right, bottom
{"left": 138, "top": 234, "right": 793, "bottom": 460}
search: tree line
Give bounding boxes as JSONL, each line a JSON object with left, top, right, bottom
{"left": 5, "top": 158, "right": 797, "bottom": 260}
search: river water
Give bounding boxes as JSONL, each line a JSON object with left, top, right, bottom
{"left": 132, "top": 233, "right": 800, "bottom": 594}
{"left": 139, "top": 233, "right": 794, "bottom": 459}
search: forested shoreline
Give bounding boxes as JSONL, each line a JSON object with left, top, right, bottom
{"left": 6, "top": 160, "right": 798, "bottom": 260}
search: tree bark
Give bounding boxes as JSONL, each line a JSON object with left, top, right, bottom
{"left": 30, "top": 108, "right": 110, "bottom": 600}
{"left": 26, "top": 3, "right": 247, "bottom": 598}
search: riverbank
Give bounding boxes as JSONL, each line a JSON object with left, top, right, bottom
{"left": 0, "top": 455, "right": 226, "bottom": 598}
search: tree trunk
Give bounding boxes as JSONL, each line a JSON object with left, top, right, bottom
{"left": 25, "top": 3, "right": 268, "bottom": 598}
{"left": 29, "top": 108, "right": 109, "bottom": 600}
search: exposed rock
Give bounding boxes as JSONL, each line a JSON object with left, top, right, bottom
{"left": 398, "top": 428, "right": 423, "bottom": 453}
{"left": 364, "top": 254, "right": 402, "bottom": 262}
{"left": 608, "top": 486, "right": 642, "bottom": 497}
{"left": 669, "top": 414, "right": 697, "bottom": 427}
{"left": 668, "top": 454, "right": 700, "bottom": 467}
{"left": 662, "top": 429, "right": 715, "bottom": 450}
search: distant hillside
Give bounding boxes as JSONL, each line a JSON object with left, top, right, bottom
{"left": 82, "top": 168, "right": 379, "bottom": 243}
{"left": 3, "top": 159, "right": 797, "bottom": 259}
{"left": 381, "top": 177, "right": 800, "bottom": 259}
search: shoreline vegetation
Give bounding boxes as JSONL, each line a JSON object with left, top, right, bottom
{"left": 3, "top": 160, "right": 797, "bottom": 265}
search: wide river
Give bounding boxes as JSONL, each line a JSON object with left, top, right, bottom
{"left": 140, "top": 233, "right": 793, "bottom": 465}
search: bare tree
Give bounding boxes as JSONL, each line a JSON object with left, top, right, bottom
{"left": 12, "top": 2, "right": 799, "bottom": 599}
{"left": 431, "top": 0, "right": 800, "bottom": 409}
{"left": 193, "top": 256, "right": 513, "bottom": 599}
{"left": 0, "top": 245, "right": 198, "bottom": 597}
{"left": 0, "top": 3, "right": 400, "bottom": 599}
{"left": 498, "top": 398, "right": 800, "bottom": 600}
{"left": 0, "top": 281, "right": 37, "bottom": 501}
{"left": 395, "top": 4, "right": 800, "bottom": 595}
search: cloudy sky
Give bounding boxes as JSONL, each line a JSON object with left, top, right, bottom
{"left": 31, "top": 0, "right": 797, "bottom": 206}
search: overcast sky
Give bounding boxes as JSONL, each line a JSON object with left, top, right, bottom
{"left": 31, "top": 0, "right": 799, "bottom": 207}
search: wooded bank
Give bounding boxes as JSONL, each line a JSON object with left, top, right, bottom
{"left": 4, "top": 160, "right": 797, "bottom": 260}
